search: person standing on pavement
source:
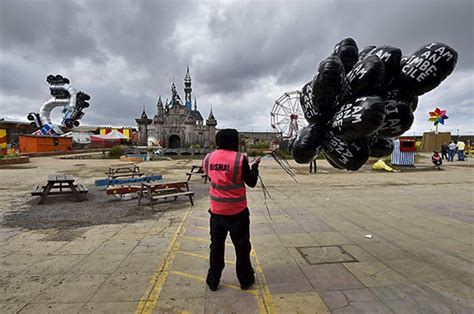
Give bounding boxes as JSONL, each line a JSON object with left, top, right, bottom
{"left": 441, "top": 142, "right": 449, "bottom": 160}
{"left": 202, "top": 129, "right": 260, "bottom": 292}
{"left": 448, "top": 140, "right": 457, "bottom": 161}
{"left": 456, "top": 140, "right": 466, "bottom": 161}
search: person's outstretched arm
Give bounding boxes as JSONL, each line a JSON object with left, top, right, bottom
{"left": 242, "top": 156, "right": 260, "bottom": 188}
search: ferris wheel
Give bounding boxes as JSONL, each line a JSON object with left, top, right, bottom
{"left": 270, "top": 91, "right": 308, "bottom": 141}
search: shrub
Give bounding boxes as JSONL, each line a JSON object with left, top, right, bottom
{"left": 247, "top": 149, "right": 264, "bottom": 157}
{"left": 109, "top": 145, "right": 124, "bottom": 157}
{"left": 249, "top": 142, "right": 270, "bottom": 149}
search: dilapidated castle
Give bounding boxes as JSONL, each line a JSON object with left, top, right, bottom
{"left": 136, "top": 68, "right": 217, "bottom": 148}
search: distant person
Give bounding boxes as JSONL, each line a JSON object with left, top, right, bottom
{"left": 466, "top": 140, "right": 471, "bottom": 159}
{"left": 431, "top": 151, "right": 442, "bottom": 169}
{"left": 441, "top": 142, "right": 449, "bottom": 160}
{"left": 448, "top": 140, "right": 456, "bottom": 161}
{"left": 456, "top": 140, "right": 466, "bottom": 161}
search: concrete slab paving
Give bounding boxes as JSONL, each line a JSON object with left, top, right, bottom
{"left": 70, "top": 253, "right": 129, "bottom": 274}
{"left": 155, "top": 297, "right": 205, "bottom": 314}
{"left": 32, "top": 274, "right": 109, "bottom": 303}
{"left": 19, "top": 302, "right": 85, "bottom": 313}
{"left": 0, "top": 156, "right": 473, "bottom": 313}
{"left": 81, "top": 302, "right": 139, "bottom": 314}
{"left": 300, "top": 263, "right": 365, "bottom": 291}
{"left": 90, "top": 272, "right": 154, "bottom": 302}
{"left": 0, "top": 274, "right": 60, "bottom": 303}
{"left": 343, "top": 260, "right": 411, "bottom": 287}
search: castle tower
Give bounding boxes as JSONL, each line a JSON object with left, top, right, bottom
{"left": 206, "top": 108, "right": 217, "bottom": 147}
{"left": 135, "top": 108, "right": 152, "bottom": 146}
{"left": 184, "top": 67, "right": 192, "bottom": 111}
{"left": 156, "top": 95, "right": 164, "bottom": 116}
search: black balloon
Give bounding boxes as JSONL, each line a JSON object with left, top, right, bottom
{"left": 330, "top": 96, "right": 386, "bottom": 141}
{"left": 333, "top": 38, "right": 359, "bottom": 73}
{"left": 395, "top": 42, "right": 458, "bottom": 95}
{"left": 311, "top": 56, "right": 345, "bottom": 122}
{"left": 292, "top": 124, "right": 324, "bottom": 164}
{"left": 338, "top": 55, "right": 385, "bottom": 104}
{"left": 382, "top": 90, "right": 419, "bottom": 112}
{"left": 299, "top": 81, "right": 319, "bottom": 123}
{"left": 366, "top": 45, "right": 402, "bottom": 86}
{"left": 322, "top": 131, "right": 370, "bottom": 171}
{"left": 358, "top": 46, "right": 376, "bottom": 61}
{"left": 396, "top": 94, "right": 418, "bottom": 112}
{"left": 406, "top": 94, "right": 418, "bottom": 112}
{"left": 368, "top": 137, "right": 394, "bottom": 157}
{"left": 377, "top": 99, "right": 414, "bottom": 137}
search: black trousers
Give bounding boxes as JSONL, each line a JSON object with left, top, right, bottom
{"left": 206, "top": 208, "right": 254, "bottom": 286}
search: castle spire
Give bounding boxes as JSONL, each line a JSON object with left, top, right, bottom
{"left": 194, "top": 97, "right": 197, "bottom": 111}
{"left": 184, "top": 66, "right": 192, "bottom": 111}
{"left": 184, "top": 66, "right": 191, "bottom": 84}
{"left": 208, "top": 105, "right": 215, "bottom": 120}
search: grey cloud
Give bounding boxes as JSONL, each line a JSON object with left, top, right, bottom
{"left": 0, "top": 0, "right": 472, "bottom": 134}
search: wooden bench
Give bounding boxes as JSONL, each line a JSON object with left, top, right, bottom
{"left": 186, "top": 165, "right": 208, "bottom": 183}
{"left": 138, "top": 181, "right": 194, "bottom": 210}
{"left": 106, "top": 164, "right": 143, "bottom": 179}
{"left": 32, "top": 174, "right": 88, "bottom": 204}
{"left": 32, "top": 183, "right": 88, "bottom": 196}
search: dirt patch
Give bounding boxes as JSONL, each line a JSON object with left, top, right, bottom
{"left": 2, "top": 183, "right": 209, "bottom": 238}
{"left": 0, "top": 165, "right": 38, "bottom": 170}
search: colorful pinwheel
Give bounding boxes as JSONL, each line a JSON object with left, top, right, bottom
{"left": 428, "top": 108, "right": 449, "bottom": 126}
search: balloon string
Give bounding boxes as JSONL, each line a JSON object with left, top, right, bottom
{"left": 271, "top": 152, "right": 298, "bottom": 183}
{"left": 258, "top": 174, "right": 272, "bottom": 219}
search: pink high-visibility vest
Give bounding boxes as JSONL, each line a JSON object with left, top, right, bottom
{"left": 203, "top": 150, "right": 247, "bottom": 215}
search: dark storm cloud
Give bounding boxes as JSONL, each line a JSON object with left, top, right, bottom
{"left": 195, "top": 0, "right": 474, "bottom": 94}
{"left": 0, "top": 0, "right": 472, "bottom": 134}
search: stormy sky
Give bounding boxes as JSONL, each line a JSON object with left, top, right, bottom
{"left": 1, "top": 0, "right": 473, "bottom": 135}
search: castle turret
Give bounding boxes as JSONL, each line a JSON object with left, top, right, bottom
{"left": 135, "top": 107, "right": 152, "bottom": 146}
{"left": 156, "top": 95, "right": 164, "bottom": 116}
{"left": 206, "top": 108, "right": 217, "bottom": 126}
{"left": 184, "top": 67, "right": 192, "bottom": 111}
{"left": 205, "top": 108, "right": 217, "bottom": 147}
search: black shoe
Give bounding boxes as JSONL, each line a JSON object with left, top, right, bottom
{"left": 208, "top": 283, "right": 218, "bottom": 291}
{"left": 240, "top": 277, "right": 255, "bottom": 290}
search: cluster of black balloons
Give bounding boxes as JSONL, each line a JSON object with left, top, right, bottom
{"left": 291, "top": 38, "right": 458, "bottom": 170}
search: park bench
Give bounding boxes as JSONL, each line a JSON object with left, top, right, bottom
{"left": 32, "top": 174, "right": 88, "bottom": 204}
{"left": 138, "top": 181, "right": 194, "bottom": 210}
{"left": 186, "top": 165, "right": 208, "bottom": 183}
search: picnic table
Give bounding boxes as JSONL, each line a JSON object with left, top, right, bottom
{"left": 138, "top": 181, "right": 194, "bottom": 210}
{"left": 186, "top": 165, "right": 208, "bottom": 183}
{"left": 106, "top": 164, "right": 143, "bottom": 179}
{"left": 32, "top": 174, "right": 88, "bottom": 204}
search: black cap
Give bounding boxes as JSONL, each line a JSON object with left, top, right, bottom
{"left": 216, "top": 128, "right": 239, "bottom": 151}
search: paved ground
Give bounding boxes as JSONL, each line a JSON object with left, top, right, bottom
{"left": 0, "top": 155, "right": 473, "bottom": 313}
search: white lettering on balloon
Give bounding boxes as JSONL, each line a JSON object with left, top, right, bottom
{"left": 301, "top": 85, "right": 318, "bottom": 119}
{"left": 347, "top": 63, "right": 368, "bottom": 82}
{"left": 374, "top": 50, "right": 392, "bottom": 62}
{"left": 403, "top": 43, "right": 453, "bottom": 82}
